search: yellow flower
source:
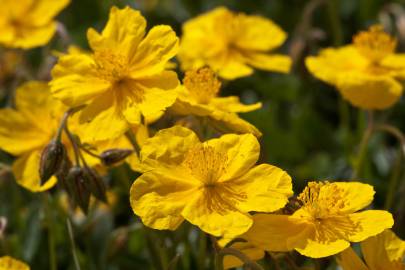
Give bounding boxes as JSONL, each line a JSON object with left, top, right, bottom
{"left": 130, "top": 126, "right": 293, "bottom": 238}
{"left": 0, "top": 256, "right": 29, "bottom": 270}
{"left": 0, "top": 81, "right": 129, "bottom": 192}
{"left": 51, "top": 6, "right": 179, "bottom": 141}
{"left": 170, "top": 67, "right": 262, "bottom": 136}
{"left": 178, "top": 6, "right": 291, "bottom": 80}
{"left": 306, "top": 25, "right": 405, "bottom": 110}
{"left": 337, "top": 229, "right": 405, "bottom": 270}
{"left": 0, "top": 0, "right": 70, "bottom": 49}
{"left": 237, "top": 181, "right": 393, "bottom": 258}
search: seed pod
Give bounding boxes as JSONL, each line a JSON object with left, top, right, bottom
{"left": 100, "top": 148, "right": 133, "bottom": 166}
{"left": 82, "top": 167, "right": 107, "bottom": 203}
{"left": 66, "top": 166, "right": 90, "bottom": 214}
{"left": 56, "top": 157, "right": 73, "bottom": 193}
{"left": 39, "top": 140, "right": 66, "bottom": 184}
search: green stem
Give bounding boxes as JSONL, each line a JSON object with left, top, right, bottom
{"left": 197, "top": 232, "right": 207, "bottom": 270}
{"left": 385, "top": 148, "right": 403, "bottom": 210}
{"left": 44, "top": 194, "right": 57, "bottom": 270}
{"left": 326, "top": 0, "right": 343, "bottom": 46}
{"left": 352, "top": 111, "right": 374, "bottom": 179}
{"left": 125, "top": 129, "right": 140, "bottom": 153}
{"left": 67, "top": 219, "right": 82, "bottom": 270}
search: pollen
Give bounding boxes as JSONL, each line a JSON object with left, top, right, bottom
{"left": 353, "top": 25, "right": 397, "bottom": 63}
{"left": 94, "top": 50, "right": 130, "bottom": 82}
{"left": 183, "top": 67, "right": 221, "bottom": 104}
{"left": 182, "top": 144, "right": 227, "bottom": 184}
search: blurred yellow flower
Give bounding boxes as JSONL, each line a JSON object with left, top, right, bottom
{"left": 178, "top": 6, "right": 291, "bottom": 80}
{"left": 238, "top": 181, "right": 393, "bottom": 258}
{"left": 170, "top": 67, "right": 262, "bottom": 136}
{"left": 306, "top": 25, "right": 405, "bottom": 110}
{"left": 0, "top": 0, "right": 70, "bottom": 49}
{"left": 0, "top": 256, "right": 29, "bottom": 270}
{"left": 51, "top": 6, "right": 179, "bottom": 141}
{"left": 130, "top": 126, "right": 292, "bottom": 238}
{"left": 337, "top": 229, "right": 405, "bottom": 270}
{"left": 0, "top": 81, "right": 129, "bottom": 192}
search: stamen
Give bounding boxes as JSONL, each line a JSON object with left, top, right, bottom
{"left": 183, "top": 67, "right": 221, "bottom": 104}
{"left": 94, "top": 50, "right": 130, "bottom": 82}
{"left": 353, "top": 25, "right": 397, "bottom": 63}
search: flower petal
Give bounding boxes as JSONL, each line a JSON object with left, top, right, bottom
{"left": 234, "top": 164, "right": 293, "bottom": 213}
{"left": 130, "top": 25, "right": 179, "bottom": 78}
{"left": 27, "top": 0, "right": 70, "bottom": 26}
{"left": 333, "top": 182, "right": 375, "bottom": 213}
{"left": 337, "top": 72, "right": 403, "bottom": 110}
{"left": 209, "top": 111, "right": 262, "bottom": 137}
{"left": 12, "top": 150, "right": 57, "bottom": 192}
{"left": 242, "top": 214, "right": 312, "bottom": 252}
{"left": 347, "top": 210, "right": 394, "bottom": 242}
{"left": 295, "top": 238, "right": 350, "bottom": 258}
{"left": 381, "top": 53, "right": 405, "bottom": 79}
{"left": 51, "top": 53, "right": 110, "bottom": 107}
{"left": 130, "top": 168, "right": 198, "bottom": 230}
{"left": 87, "top": 6, "right": 146, "bottom": 58}
{"left": 244, "top": 53, "right": 292, "bottom": 74}
{"left": 0, "top": 256, "right": 30, "bottom": 270}
{"left": 7, "top": 23, "right": 56, "bottom": 49}
{"left": 206, "top": 133, "right": 260, "bottom": 181}
{"left": 139, "top": 126, "right": 200, "bottom": 170}
{"left": 223, "top": 242, "right": 265, "bottom": 269}
{"left": 211, "top": 97, "right": 261, "bottom": 113}
{"left": 181, "top": 190, "right": 253, "bottom": 238}
{"left": 234, "top": 14, "right": 287, "bottom": 51}
{"left": 336, "top": 247, "right": 369, "bottom": 270}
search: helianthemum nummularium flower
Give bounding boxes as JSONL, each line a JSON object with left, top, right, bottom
{"left": 130, "top": 126, "right": 293, "bottom": 238}
{"left": 0, "top": 0, "right": 70, "bottom": 49}
{"left": 170, "top": 67, "right": 262, "bottom": 136}
{"left": 235, "top": 181, "right": 393, "bottom": 258}
{"left": 0, "top": 256, "right": 29, "bottom": 270}
{"left": 0, "top": 81, "right": 127, "bottom": 192}
{"left": 51, "top": 6, "right": 179, "bottom": 141}
{"left": 306, "top": 25, "right": 405, "bottom": 109}
{"left": 337, "top": 229, "right": 405, "bottom": 270}
{"left": 178, "top": 6, "right": 291, "bottom": 80}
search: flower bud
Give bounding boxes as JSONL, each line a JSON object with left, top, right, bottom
{"left": 82, "top": 167, "right": 107, "bottom": 203}
{"left": 39, "top": 140, "right": 66, "bottom": 184}
{"left": 100, "top": 148, "right": 133, "bottom": 166}
{"left": 66, "top": 166, "right": 90, "bottom": 214}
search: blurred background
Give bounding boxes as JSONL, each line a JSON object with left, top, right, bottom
{"left": 1, "top": 0, "right": 405, "bottom": 269}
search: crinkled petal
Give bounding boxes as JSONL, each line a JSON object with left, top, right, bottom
{"left": 305, "top": 46, "right": 368, "bottom": 85}
{"left": 51, "top": 53, "right": 111, "bottom": 107}
{"left": 381, "top": 53, "right": 405, "bottom": 79}
{"left": 336, "top": 247, "right": 369, "bottom": 270}
{"left": 295, "top": 238, "right": 350, "bottom": 258}
{"left": 78, "top": 91, "right": 128, "bottom": 141}
{"left": 130, "top": 25, "right": 178, "bottom": 77}
{"left": 181, "top": 190, "right": 253, "bottom": 238}
{"left": 234, "top": 164, "right": 293, "bottom": 213}
{"left": 347, "top": 210, "right": 394, "bottom": 242}
{"left": 242, "top": 214, "right": 313, "bottom": 252}
{"left": 0, "top": 256, "right": 30, "bottom": 270}
{"left": 209, "top": 111, "right": 262, "bottom": 137}
{"left": 218, "top": 57, "right": 254, "bottom": 80}
{"left": 333, "top": 182, "right": 375, "bottom": 213}
{"left": 234, "top": 14, "right": 287, "bottom": 51}
{"left": 140, "top": 126, "right": 200, "bottom": 170}
{"left": 211, "top": 96, "right": 261, "bottom": 113}
{"left": 27, "top": 0, "right": 70, "bottom": 26}
{"left": 337, "top": 72, "right": 403, "bottom": 110}
{"left": 0, "top": 109, "right": 49, "bottom": 155}
{"left": 87, "top": 6, "right": 146, "bottom": 58}
{"left": 223, "top": 242, "right": 265, "bottom": 269}
{"left": 244, "top": 53, "right": 292, "bottom": 74}
{"left": 206, "top": 133, "right": 260, "bottom": 181}
{"left": 12, "top": 150, "right": 57, "bottom": 192}
{"left": 130, "top": 167, "right": 198, "bottom": 230}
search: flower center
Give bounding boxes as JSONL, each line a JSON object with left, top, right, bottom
{"left": 182, "top": 145, "right": 227, "bottom": 184}
{"left": 183, "top": 67, "right": 221, "bottom": 104}
{"left": 94, "top": 50, "right": 130, "bottom": 82}
{"left": 353, "top": 25, "right": 397, "bottom": 63}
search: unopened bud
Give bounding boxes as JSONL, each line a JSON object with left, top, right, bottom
{"left": 66, "top": 166, "right": 90, "bottom": 214}
{"left": 100, "top": 148, "right": 133, "bottom": 166}
{"left": 39, "top": 140, "right": 66, "bottom": 184}
{"left": 83, "top": 167, "right": 107, "bottom": 202}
